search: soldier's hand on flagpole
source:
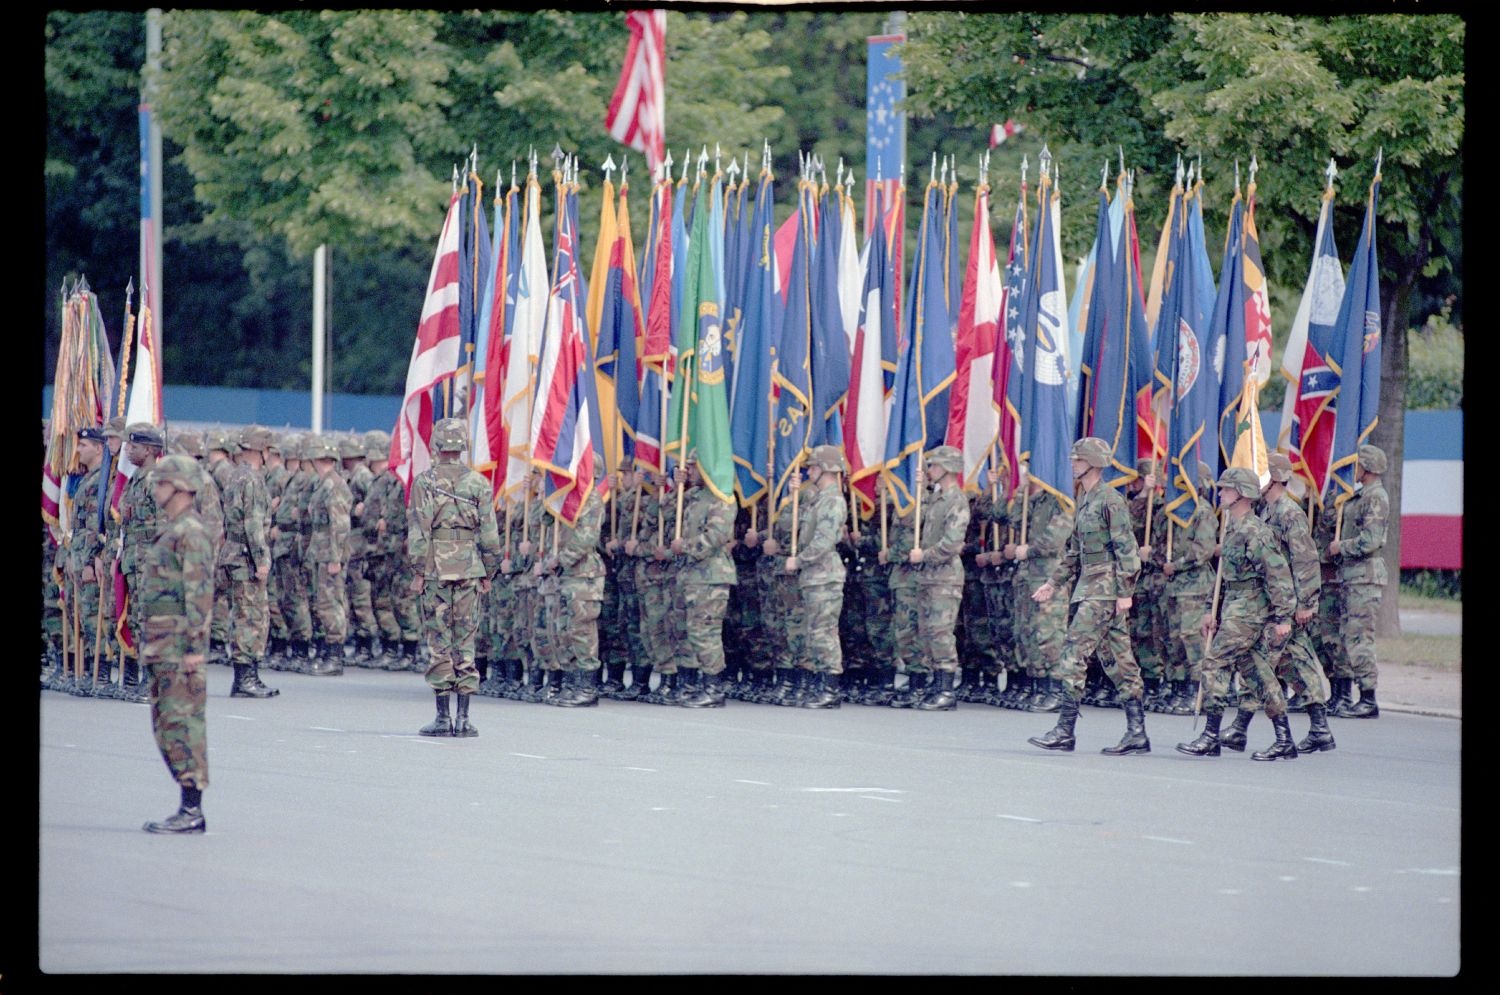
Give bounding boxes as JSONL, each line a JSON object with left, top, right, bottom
{"left": 1327, "top": 540, "right": 1341, "bottom": 557}
{"left": 785, "top": 556, "right": 799, "bottom": 573}
{"left": 518, "top": 540, "right": 533, "bottom": 557}
{"left": 624, "top": 540, "right": 638, "bottom": 556}
{"left": 1002, "top": 542, "right": 1017, "bottom": 560}
{"left": 256, "top": 562, "right": 270, "bottom": 581}
{"left": 877, "top": 548, "right": 888, "bottom": 565}
{"left": 500, "top": 558, "right": 513, "bottom": 574}
{"left": 328, "top": 561, "right": 342, "bottom": 576}
{"left": 1163, "top": 561, "right": 1176, "bottom": 577}
{"left": 354, "top": 502, "right": 364, "bottom": 517}
{"left": 763, "top": 537, "right": 780, "bottom": 556}
{"left": 1294, "top": 607, "right": 1314, "bottom": 626}
{"left": 744, "top": 529, "right": 759, "bottom": 548}
{"left": 479, "top": 577, "right": 491, "bottom": 594}
{"left": 1138, "top": 544, "right": 1151, "bottom": 561}
{"left": 1032, "top": 581, "right": 1054, "bottom": 603}
{"left": 606, "top": 538, "right": 621, "bottom": 554}
{"left": 410, "top": 575, "right": 425, "bottom": 594}
{"left": 671, "top": 537, "right": 685, "bottom": 555}
{"left": 1015, "top": 543, "right": 1029, "bottom": 561}
{"left": 909, "top": 547, "right": 924, "bottom": 564}
{"left": 653, "top": 545, "right": 668, "bottom": 561}
{"left": 1200, "top": 613, "right": 1216, "bottom": 640}
{"left": 376, "top": 518, "right": 387, "bottom": 534}
{"left": 1116, "top": 596, "right": 1132, "bottom": 613}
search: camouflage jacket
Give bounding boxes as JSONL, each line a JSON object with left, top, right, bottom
{"left": 118, "top": 463, "right": 160, "bottom": 577}
{"left": 1217, "top": 509, "right": 1294, "bottom": 624}
{"left": 885, "top": 503, "right": 919, "bottom": 588}
{"left": 135, "top": 508, "right": 215, "bottom": 649}
{"left": 1258, "top": 492, "right": 1320, "bottom": 614}
{"left": 1129, "top": 489, "right": 1167, "bottom": 573}
{"left": 305, "top": 471, "right": 352, "bottom": 565}
{"left": 343, "top": 463, "right": 374, "bottom": 560}
{"left": 272, "top": 467, "right": 310, "bottom": 558}
{"left": 794, "top": 483, "right": 847, "bottom": 587}
{"left": 676, "top": 485, "right": 735, "bottom": 585}
{"left": 1337, "top": 480, "right": 1389, "bottom": 587}
{"left": 1053, "top": 481, "right": 1140, "bottom": 603}
{"left": 364, "top": 468, "right": 405, "bottom": 558}
{"left": 1019, "top": 488, "right": 1073, "bottom": 585}
{"left": 557, "top": 494, "right": 604, "bottom": 580}
{"left": 66, "top": 464, "right": 107, "bottom": 575}
{"left": 190, "top": 460, "right": 225, "bottom": 551}
{"left": 218, "top": 462, "right": 271, "bottom": 573}
{"left": 208, "top": 456, "right": 236, "bottom": 496}
{"left": 264, "top": 463, "right": 290, "bottom": 504}
{"left": 914, "top": 484, "right": 970, "bottom": 586}
{"left": 407, "top": 458, "right": 501, "bottom": 581}
{"left": 1165, "top": 496, "right": 1217, "bottom": 595}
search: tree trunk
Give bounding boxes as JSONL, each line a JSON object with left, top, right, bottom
{"left": 1373, "top": 274, "right": 1411, "bottom": 638}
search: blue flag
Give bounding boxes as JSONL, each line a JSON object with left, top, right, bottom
{"left": 771, "top": 180, "right": 815, "bottom": 514}
{"left": 1208, "top": 187, "right": 1246, "bottom": 479}
{"left": 730, "top": 169, "right": 782, "bottom": 506}
{"left": 811, "top": 182, "right": 851, "bottom": 446}
{"left": 1018, "top": 172, "right": 1075, "bottom": 509}
{"left": 1327, "top": 169, "right": 1383, "bottom": 508}
{"left": 458, "top": 169, "right": 491, "bottom": 400}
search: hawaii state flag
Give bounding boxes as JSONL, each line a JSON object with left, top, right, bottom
{"left": 945, "top": 177, "right": 1002, "bottom": 492}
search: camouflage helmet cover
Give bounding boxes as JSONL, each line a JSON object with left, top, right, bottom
{"left": 1070, "top": 437, "right": 1112, "bottom": 469}
{"left": 173, "top": 431, "right": 203, "bottom": 457}
{"left": 809, "top": 444, "right": 846, "bottom": 473}
{"left": 362, "top": 430, "right": 391, "bottom": 460}
{"left": 926, "top": 445, "right": 964, "bottom": 474}
{"left": 1135, "top": 457, "right": 1158, "bottom": 477}
{"left": 431, "top": 418, "right": 467, "bottom": 453}
{"left": 307, "top": 436, "right": 340, "bottom": 461}
{"left": 1216, "top": 467, "right": 1261, "bottom": 500}
{"left": 151, "top": 454, "right": 201, "bottom": 493}
{"left": 337, "top": 435, "right": 365, "bottom": 460}
{"left": 1266, "top": 452, "right": 1293, "bottom": 483}
{"left": 239, "top": 425, "right": 275, "bottom": 451}
{"left": 1357, "top": 444, "right": 1388, "bottom": 475}
{"left": 103, "top": 416, "right": 127, "bottom": 439}
{"left": 1198, "top": 460, "right": 1215, "bottom": 484}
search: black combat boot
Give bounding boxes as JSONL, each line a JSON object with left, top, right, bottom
{"left": 1094, "top": 680, "right": 1121, "bottom": 710}
{"left": 420, "top": 691, "right": 452, "bottom": 736}
{"left": 307, "top": 639, "right": 344, "bottom": 676}
{"left": 1284, "top": 686, "right": 1308, "bottom": 713}
{"left": 451, "top": 693, "right": 479, "bottom": 736}
{"left": 645, "top": 670, "right": 676, "bottom": 704}
{"left": 917, "top": 670, "right": 958, "bottom": 711}
{"left": 402, "top": 640, "right": 422, "bottom": 672}
{"left": 143, "top": 785, "right": 206, "bottom": 835}
{"left": 1296, "top": 702, "right": 1337, "bottom": 753}
{"left": 1221, "top": 708, "right": 1256, "bottom": 752}
{"left": 889, "top": 671, "right": 929, "bottom": 708}
{"left": 617, "top": 664, "right": 650, "bottom": 701}
{"left": 956, "top": 668, "right": 979, "bottom": 703}
{"left": 1167, "top": 680, "right": 1199, "bottom": 716}
{"left": 344, "top": 637, "right": 364, "bottom": 664}
{"left": 231, "top": 663, "right": 278, "bottom": 698}
{"left": 1343, "top": 686, "right": 1379, "bottom": 719}
{"left": 599, "top": 662, "right": 627, "bottom": 699}
{"left": 994, "top": 672, "right": 1023, "bottom": 708}
{"left": 1326, "top": 677, "right": 1355, "bottom": 717}
{"left": 863, "top": 667, "right": 897, "bottom": 706}
{"left": 366, "top": 636, "right": 387, "bottom": 668}
{"left": 1027, "top": 676, "right": 1062, "bottom": 713}
{"left": 555, "top": 668, "right": 601, "bottom": 708}
{"left": 1176, "top": 710, "right": 1223, "bottom": 756}
{"left": 681, "top": 669, "right": 729, "bottom": 709}
{"left": 1251, "top": 713, "right": 1298, "bottom": 761}
{"left": 799, "top": 671, "right": 842, "bottom": 709}
{"left": 764, "top": 669, "right": 796, "bottom": 706}
{"left": 1101, "top": 697, "right": 1151, "bottom": 755}
{"left": 1027, "top": 695, "right": 1079, "bottom": 751}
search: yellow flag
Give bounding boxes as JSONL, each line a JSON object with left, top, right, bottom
{"left": 1229, "top": 376, "right": 1268, "bottom": 484}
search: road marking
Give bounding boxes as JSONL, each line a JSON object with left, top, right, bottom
{"left": 735, "top": 779, "right": 772, "bottom": 786}
{"left": 510, "top": 753, "right": 547, "bottom": 760}
{"left": 622, "top": 766, "right": 657, "bottom": 772}
{"left": 1303, "top": 857, "right": 1351, "bottom": 866}
{"left": 997, "top": 814, "right": 1040, "bottom": 823}
{"left": 1010, "top": 882, "right": 1033, "bottom": 888}
{"left": 310, "top": 726, "right": 343, "bottom": 732}
{"left": 833, "top": 812, "right": 849, "bottom": 818}
{"left": 650, "top": 807, "right": 669, "bottom": 812}
{"left": 1217, "top": 889, "right": 1242, "bottom": 895}
{"left": 1278, "top": 876, "right": 1297, "bottom": 882}
{"left": 1353, "top": 886, "right": 1373, "bottom": 892}
{"left": 1396, "top": 867, "right": 1459, "bottom": 876}
{"left": 222, "top": 714, "right": 255, "bottom": 721}
{"left": 1143, "top": 835, "right": 1194, "bottom": 845}
{"left": 801, "top": 787, "right": 904, "bottom": 794}
{"left": 859, "top": 795, "right": 902, "bottom": 803}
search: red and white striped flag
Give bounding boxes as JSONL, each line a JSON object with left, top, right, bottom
{"left": 945, "top": 181, "right": 1002, "bottom": 490}
{"left": 989, "top": 120, "right": 1022, "bottom": 147}
{"left": 605, "top": 10, "right": 666, "bottom": 173}
{"left": 390, "top": 190, "right": 464, "bottom": 496}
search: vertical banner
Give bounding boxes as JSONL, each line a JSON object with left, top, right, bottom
{"left": 134, "top": 104, "right": 163, "bottom": 424}
{"left": 864, "top": 33, "right": 906, "bottom": 242}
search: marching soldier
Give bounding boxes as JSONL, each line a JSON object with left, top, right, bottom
{"left": 219, "top": 426, "right": 279, "bottom": 698}
{"left": 905, "top": 445, "right": 971, "bottom": 711}
{"left": 1328, "top": 444, "right": 1390, "bottom": 718}
{"left": 1176, "top": 467, "right": 1298, "bottom": 760}
{"left": 1005, "top": 474, "right": 1074, "bottom": 711}
{"left": 137, "top": 454, "right": 214, "bottom": 834}
{"left": 1027, "top": 437, "right": 1149, "bottom": 754}
{"left": 1160, "top": 463, "right": 1219, "bottom": 715}
{"left": 303, "top": 436, "right": 351, "bottom": 676}
{"left": 785, "top": 445, "right": 847, "bottom": 708}
{"left": 407, "top": 418, "right": 502, "bottom": 735}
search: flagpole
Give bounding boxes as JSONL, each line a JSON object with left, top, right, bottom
{"left": 1019, "top": 472, "right": 1031, "bottom": 544}
{"left": 880, "top": 477, "right": 888, "bottom": 552}
{"left": 503, "top": 498, "right": 513, "bottom": 560}
{"left": 116, "top": 281, "right": 136, "bottom": 419}
{"left": 990, "top": 441, "right": 1001, "bottom": 553}
{"left": 914, "top": 449, "right": 925, "bottom": 548}
{"left": 630, "top": 477, "right": 643, "bottom": 543}
{"left": 657, "top": 358, "right": 668, "bottom": 551}
{"left": 674, "top": 360, "right": 695, "bottom": 541}
{"left": 767, "top": 357, "right": 779, "bottom": 530}
{"left": 790, "top": 469, "right": 802, "bottom": 559}
{"left": 1195, "top": 512, "right": 1231, "bottom": 716}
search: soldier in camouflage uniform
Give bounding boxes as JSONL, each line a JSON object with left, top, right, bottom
{"left": 596, "top": 470, "right": 630, "bottom": 698}
{"left": 1005, "top": 479, "right": 1074, "bottom": 712}
{"left": 608, "top": 467, "right": 651, "bottom": 698}
{"left": 1311, "top": 494, "right": 1349, "bottom": 711}
{"left": 1328, "top": 444, "right": 1390, "bottom": 719}
{"left": 761, "top": 479, "right": 806, "bottom": 706}
{"left": 637, "top": 472, "right": 687, "bottom": 704}
{"left": 261, "top": 434, "right": 291, "bottom": 654}
{"left": 510, "top": 477, "right": 549, "bottom": 701}
{"left": 338, "top": 435, "right": 380, "bottom": 665}
{"left": 957, "top": 490, "right": 999, "bottom": 703}
{"left": 137, "top": 454, "right": 213, "bottom": 834}
{"left": 978, "top": 490, "right": 1021, "bottom": 707}
{"left": 489, "top": 491, "right": 530, "bottom": 696}
{"left": 542, "top": 485, "right": 606, "bottom": 707}
{"left": 60, "top": 426, "right": 108, "bottom": 694}
{"left": 722, "top": 501, "right": 761, "bottom": 699}
{"left": 407, "top": 418, "right": 502, "bottom": 734}
{"left": 1128, "top": 460, "right": 1169, "bottom": 708}
{"left": 901, "top": 446, "right": 971, "bottom": 710}
{"left": 366, "top": 433, "right": 422, "bottom": 670}
{"left": 880, "top": 487, "right": 924, "bottom": 708}
{"left": 622, "top": 472, "right": 667, "bottom": 700}
{"left": 114, "top": 424, "right": 166, "bottom": 701}
{"left": 1176, "top": 467, "right": 1298, "bottom": 760}
{"left": 844, "top": 482, "right": 894, "bottom": 705}
{"left": 204, "top": 430, "right": 239, "bottom": 660}
{"left": 303, "top": 436, "right": 351, "bottom": 676}
{"left": 785, "top": 445, "right": 847, "bottom": 708}
{"left": 669, "top": 453, "right": 737, "bottom": 708}
{"left": 1160, "top": 463, "right": 1219, "bottom": 715}
{"left": 269, "top": 436, "right": 316, "bottom": 667}
{"left": 218, "top": 426, "right": 280, "bottom": 697}
{"left": 1028, "top": 437, "right": 1149, "bottom": 755}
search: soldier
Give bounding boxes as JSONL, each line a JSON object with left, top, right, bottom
{"left": 785, "top": 445, "right": 847, "bottom": 708}
{"left": 1328, "top": 444, "right": 1390, "bottom": 718}
{"left": 262, "top": 434, "right": 291, "bottom": 657}
{"left": 1159, "top": 463, "right": 1219, "bottom": 715}
{"left": 1128, "top": 459, "right": 1169, "bottom": 708}
{"left": 304, "top": 436, "right": 352, "bottom": 676}
{"left": 61, "top": 426, "right": 109, "bottom": 695}
{"left": 1027, "top": 437, "right": 1149, "bottom": 755}
{"left": 1004, "top": 475, "right": 1074, "bottom": 712}
{"left": 542, "top": 483, "right": 606, "bottom": 707}
{"left": 977, "top": 489, "right": 1020, "bottom": 708}
{"left": 1312, "top": 491, "right": 1351, "bottom": 712}
{"left": 957, "top": 490, "right": 999, "bottom": 703}
{"left": 365, "top": 431, "right": 422, "bottom": 670}
{"left": 670, "top": 452, "right": 737, "bottom": 708}
{"left": 136, "top": 454, "right": 213, "bottom": 833}
{"left": 204, "top": 430, "right": 238, "bottom": 661}
{"left": 340, "top": 435, "right": 380, "bottom": 665}
{"left": 846, "top": 481, "right": 895, "bottom": 705}
{"left": 903, "top": 446, "right": 971, "bottom": 711}
{"left": 407, "top": 418, "right": 502, "bottom": 735}
{"left": 218, "top": 426, "right": 279, "bottom": 698}
{"left": 723, "top": 499, "right": 762, "bottom": 700}
{"left": 760, "top": 481, "right": 805, "bottom": 706}
{"left": 595, "top": 469, "right": 629, "bottom": 698}
{"left": 269, "top": 436, "right": 316, "bottom": 667}
{"left": 1176, "top": 467, "right": 1299, "bottom": 760}
{"left": 114, "top": 423, "right": 167, "bottom": 702}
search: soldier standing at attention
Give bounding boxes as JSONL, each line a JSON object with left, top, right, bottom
{"left": 1328, "top": 444, "right": 1390, "bottom": 719}
{"left": 905, "top": 446, "right": 971, "bottom": 711}
{"left": 542, "top": 485, "right": 606, "bottom": 708}
{"left": 204, "top": 431, "right": 239, "bottom": 661}
{"left": 1027, "top": 437, "right": 1149, "bottom": 754}
{"left": 269, "top": 436, "right": 316, "bottom": 667}
{"left": 219, "top": 426, "right": 279, "bottom": 698}
{"left": 340, "top": 435, "right": 380, "bottom": 665}
{"left": 1176, "top": 467, "right": 1298, "bottom": 760}
{"left": 670, "top": 452, "right": 737, "bottom": 708}
{"left": 407, "top": 418, "right": 502, "bottom": 736}
{"left": 137, "top": 454, "right": 214, "bottom": 834}
{"left": 785, "top": 445, "right": 848, "bottom": 708}
{"left": 304, "top": 437, "right": 352, "bottom": 676}
{"left": 61, "top": 426, "right": 107, "bottom": 695}
{"left": 261, "top": 434, "right": 291, "bottom": 659}
{"left": 1004, "top": 475, "right": 1074, "bottom": 712}
{"left": 115, "top": 424, "right": 166, "bottom": 702}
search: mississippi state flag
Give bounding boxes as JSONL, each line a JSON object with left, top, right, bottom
{"left": 391, "top": 190, "right": 464, "bottom": 496}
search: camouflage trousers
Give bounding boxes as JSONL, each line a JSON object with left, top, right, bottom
{"left": 767, "top": 568, "right": 804, "bottom": 671}
{"left": 1200, "top": 599, "right": 1287, "bottom": 718}
{"left": 1057, "top": 598, "right": 1143, "bottom": 702}
{"left": 724, "top": 566, "right": 761, "bottom": 675}
{"left": 751, "top": 561, "right": 784, "bottom": 672}
{"left": 533, "top": 582, "right": 561, "bottom": 671}
{"left": 311, "top": 562, "right": 349, "bottom": 644}
{"left": 915, "top": 581, "right": 963, "bottom": 674}
{"left": 1315, "top": 579, "right": 1350, "bottom": 683}
{"left": 847, "top": 565, "right": 892, "bottom": 673}
{"left": 555, "top": 577, "right": 604, "bottom": 673}
{"left": 486, "top": 576, "right": 524, "bottom": 665}
{"left": 1165, "top": 587, "right": 1213, "bottom": 682}
{"left": 511, "top": 585, "right": 539, "bottom": 668}
{"left": 1341, "top": 582, "right": 1383, "bottom": 691}
{"left": 637, "top": 564, "right": 677, "bottom": 673}
{"left": 981, "top": 572, "right": 1016, "bottom": 672}
{"left": 211, "top": 582, "right": 231, "bottom": 646}
{"left": 957, "top": 572, "right": 1000, "bottom": 675}
{"left": 43, "top": 562, "right": 63, "bottom": 642}
{"left": 266, "top": 562, "right": 287, "bottom": 640}
{"left": 344, "top": 558, "right": 378, "bottom": 641}
{"left": 888, "top": 573, "right": 920, "bottom": 672}
{"left": 675, "top": 582, "right": 731, "bottom": 675}
{"left": 599, "top": 565, "right": 627, "bottom": 670}
{"left": 367, "top": 553, "right": 413, "bottom": 644}
{"left": 141, "top": 614, "right": 208, "bottom": 789}
{"left": 1013, "top": 572, "right": 1067, "bottom": 680}
{"left": 420, "top": 578, "right": 483, "bottom": 693}
{"left": 219, "top": 565, "right": 269, "bottom": 666}
{"left": 800, "top": 581, "right": 843, "bottom": 675}
{"left": 271, "top": 555, "right": 312, "bottom": 642}
{"left": 1238, "top": 624, "right": 1327, "bottom": 710}
{"left": 1131, "top": 572, "right": 1168, "bottom": 681}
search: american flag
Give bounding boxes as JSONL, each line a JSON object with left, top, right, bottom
{"left": 989, "top": 120, "right": 1023, "bottom": 147}
{"left": 605, "top": 10, "right": 666, "bottom": 173}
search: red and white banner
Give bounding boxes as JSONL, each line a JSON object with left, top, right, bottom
{"left": 605, "top": 10, "right": 666, "bottom": 172}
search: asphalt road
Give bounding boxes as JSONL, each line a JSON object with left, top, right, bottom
{"left": 37, "top": 666, "right": 1460, "bottom": 976}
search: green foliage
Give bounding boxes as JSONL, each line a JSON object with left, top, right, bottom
{"left": 1400, "top": 568, "right": 1461, "bottom": 601}
{"left": 1405, "top": 305, "right": 1464, "bottom": 410}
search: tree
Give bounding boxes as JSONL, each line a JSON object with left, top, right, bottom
{"left": 903, "top": 12, "right": 1464, "bottom": 634}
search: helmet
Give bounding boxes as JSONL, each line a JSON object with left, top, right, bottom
{"left": 278, "top": 434, "right": 300, "bottom": 460}
{"left": 307, "top": 436, "right": 340, "bottom": 462}
{"left": 1357, "top": 444, "right": 1388, "bottom": 475}
{"left": 809, "top": 444, "right": 845, "bottom": 474}
{"left": 173, "top": 431, "right": 203, "bottom": 458}
{"left": 1216, "top": 467, "right": 1261, "bottom": 500}
{"left": 239, "top": 425, "right": 275, "bottom": 452}
{"left": 1070, "top": 437, "right": 1112, "bottom": 469}
{"left": 127, "top": 423, "right": 165, "bottom": 448}
{"left": 151, "top": 454, "right": 201, "bottom": 494}
{"left": 207, "top": 429, "right": 240, "bottom": 455}
{"left": 337, "top": 435, "right": 365, "bottom": 460}
{"left": 103, "top": 416, "right": 127, "bottom": 440}
{"left": 926, "top": 445, "right": 964, "bottom": 474}
{"left": 1267, "top": 452, "right": 1293, "bottom": 483}
{"left": 431, "top": 418, "right": 467, "bottom": 454}
{"left": 1197, "top": 461, "right": 1215, "bottom": 485}
{"left": 362, "top": 430, "right": 390, "bottom": 461}
{"left": 1135, "top": 457, "right": 1158, "bottom": 477}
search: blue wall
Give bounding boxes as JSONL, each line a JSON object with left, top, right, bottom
{"left": 41, "top": 385, "right": 403, "bottom": 433}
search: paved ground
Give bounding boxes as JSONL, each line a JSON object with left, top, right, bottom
{"left": 35, "top": 662, "right": 1460, "bottom": 976}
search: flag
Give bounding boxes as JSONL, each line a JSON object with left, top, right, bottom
{"left": 989, "top": 120, "right": 1023, "bottom": 147}
{"left": 992, "top": 173, "right": 1029, "bottom": 497}
{"left": 665, "top": 176, "right": 735, "bottom": 502}
{"left": 1017, "top": 166, "right": 1074, "bottom": 508}
{"left": 729, "top": 167, "right": 781, "bottom": 506}
{"left": 721, "top": 166, "right": 751, "bottom": 393}
{"left": 498, "top": 171, "right": 549, "bottom": 501}
{"left": 945, "top": 178, "right": 1002, "bottom": 492}
{"left": 636, "top": 172, "right": 675, "bottom": 474}
{"left": 469, "top": 178, "right": 509, "bottom": 486}
{"left": 595, "top": 171, "right": 645, "bottom": 473}
{"left": 455, "top": 167, "right": 491, "bottom": 418}
{"left": 43, "top": 283, "right": 116, "bottom": 538}
{"left": 845, "top": 184, "right": 895, "bottom": 518}
{"left": 1228, "top": 377, "right": 1269, "bottom": 483}
{"left": 770, "top": 179, "right": 815, "bottom": 513}
{"left": 865, "top": 31, "right": 906, "bottom": 242}
{"left": 810, "top": 179, "right": 850, "bottom": 446}
{"left": 944, "top": 171, "right": 962, "bottom": 333}
{"left": 1282, "top": 182, "right": 1345, "bottom": 496}
{"left": 836, "top": 181, "right": 866, "bottom": 360}
{"left": 1210, "top": 183, "right": 1248, "bottom": 477}
{"left": 1327, "top": 167, "right": 1383, "bottom": 509}
{"left": 1242, "top": 176, "right": 1275, "bottom": 389}
{"left": 137, "top": 103, "right": 162, "bottom": 398}
{"left": 587, "top": 171, "right": 624, "bottom": 473}
{"left": 605, "top": 10, "right": 666, "bottom": 172}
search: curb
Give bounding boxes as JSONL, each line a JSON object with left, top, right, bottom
{"left": 1360, "top": 703, "right": 1460, "bottom": 720}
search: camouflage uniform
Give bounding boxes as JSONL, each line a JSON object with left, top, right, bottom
{"left": 1336, "top": 454, "right": 1389, "bottom": 704}
{"left": 339, "top": 439, "right": 379, "bottom": 654}
{"left": 793, "top": 475, "right": 847, "bottom": 676}
{"left": 488, "top": 499, "right": 529, "bottom": 686}
{"left": 1012, "top": 488, "right": 1074, "bottom": 690}
{"left": 983, "top": 494, "right": 1022, "bottom": 702}
{"left": 552, "top": 494, "right": 606, "bottom": 681}
{"left": 262, "top": 444, "right": 291, "bottom": 644}
{"left": 218, "top": 439, "right": 273, "bottom": 671}
{"left": 1128, "top": 477, "right": 1168, "bottom": 687}
{"left": 723, "top": 504, "right": 762, "bottom": 688}
{"left": 913, "top": 464, "right": 970, "bottom": 680}
{"left": 763, "top": 500, "right": 802, "bottom": 686}
{"left": 63, "top": 449, "right": 108, "bottom": 686}
{"left": 1254, "top": 488, "right": 1326, "bottom": 709}
{"left": 205, "top": 437, "right": 238, "bottom": 650}
{"left": 305, "top": 444, "right": 353, "bottom": 651}
{"left": 371, "top": 459, "right": 422, "bottom": 657}
{"left": 118, "top": 444, "right": 165, "bottom": 684}
{"left": 629, "top": 482, "right": 670, "bottom": 692}
{"left": 673, "top": 474, "right": 736, "bottom": 703}
{"left": 1199, "top": 504, "right": 1294, "bottom": 718}
{"left": 1163, "top": 491, "right": 1218, "bottom": 707}
{"left": 271, "top": 439, "right": 316, "bottom": 652}
{"left": 848, "top": 526, "right": 893, "bottom": 698}
{"left": 957, "top": 493, "right": 999, "bottom": 695}
{"left": 1313, "top": 503, "right": 1349, "bottom": 688}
